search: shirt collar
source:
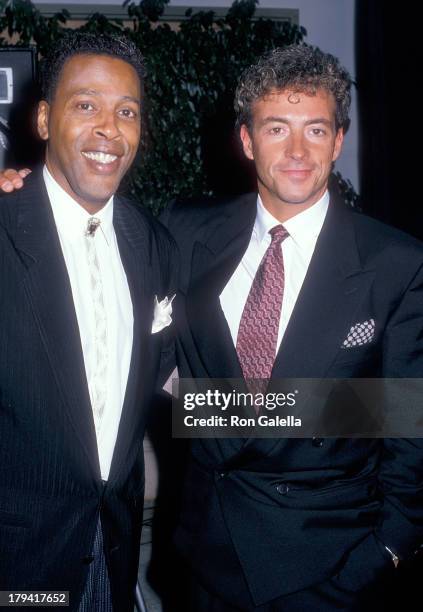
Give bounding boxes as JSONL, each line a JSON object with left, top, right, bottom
{"left": 254, "top": 191, "right": 329, "bottom": 248}
{"left": 43, "top": 164, "right": 114, "bottom": 243}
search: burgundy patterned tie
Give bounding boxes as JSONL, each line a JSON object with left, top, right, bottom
{"left": 236, "top": 225, "right": 289, "bottom": 388}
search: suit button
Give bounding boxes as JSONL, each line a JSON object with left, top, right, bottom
{"left": 218, "top": 471, "right": 227, "bottom": 479}
{"left": 109, "top": 545, "right": 120, "bottom": 554}
{"left": 312, "top": 438, "right": 324, "bottom": 447}
{"left": 276, "top": 483, "right": 289, "bottom": 495}
{"left": 82, "top": 555, "right": 95, "bottom": 565}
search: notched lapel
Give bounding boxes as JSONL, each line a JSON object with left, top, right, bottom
{"left": 14, "top": 172, "right": 100, "bottom": 477}
{"left": 185, "top": 198, "right": 259, "bottom": 463}
{"left": 186, "top": 194, "right": 257, "bottom": 380}
{"left": 273, "top": 199, "right": 376, "bottom": 379}
{"left": 187, "top": 201, "right": 256, "bottom": 380}
{"left": 108, "top": 201, "right": 155, "bottom": 484}
{"left": 187, "top": 242, "right": 243, "bottom": 379}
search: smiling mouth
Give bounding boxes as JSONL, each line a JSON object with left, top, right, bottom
{"left": 279, "top": 168, "right": 313, "bottom": 180}
{"left": 282, "top": 167, "right": 312, "bottom": 173}
{"left": 82, "top": 151, "right": 119, "bottom": 164}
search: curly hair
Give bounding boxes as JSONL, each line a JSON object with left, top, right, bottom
{"left": 234, "top": 44, "right": 352, "bottom": 132}
{"left": 40, "top": 32, "right": 146, "bottom": 103}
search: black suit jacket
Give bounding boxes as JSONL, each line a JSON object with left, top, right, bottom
{"left": 161, "top": 192, "right": 423, "bottom": 608}
{"left": 0, "top": 171, "right": 178, "bottom": 611}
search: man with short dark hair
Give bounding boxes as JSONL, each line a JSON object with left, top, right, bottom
{"left": 161, "top": 45, "right": 423, "bottom": 610}
{"left": 0, "top": 32, "right": 177, "bottom": 611}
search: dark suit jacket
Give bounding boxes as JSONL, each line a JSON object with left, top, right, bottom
{"left": 161, "top": 192, "right": 423, "bottom": 608}
{"left": 0, "top": 171, "right": 178, "bottom": 611}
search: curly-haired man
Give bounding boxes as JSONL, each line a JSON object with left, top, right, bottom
{"left": 161, "top": 44, "right": 423, "bottom": 611}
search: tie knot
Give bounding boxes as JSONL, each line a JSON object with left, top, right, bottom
{"left": 269, "top": 224, "right": 289, "bottom": 244}
{"left": 86, "top": 217, "right": 101, "bottom": 237}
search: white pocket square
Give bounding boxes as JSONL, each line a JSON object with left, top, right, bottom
{"left": 152, "top": 294, "right": 175, "bottom": 334}
{"left": 341, "top": 319, "right": 375, "bottom": 348}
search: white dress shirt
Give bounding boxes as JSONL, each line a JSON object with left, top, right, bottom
{"left": 43, "top": 166, "right": 133, "bottom": 480}
{"left": 220, "top": 192, "right": 329, "bottom": 352}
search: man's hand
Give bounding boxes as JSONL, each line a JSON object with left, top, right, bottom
{"left": 0, "top": 168, "right": 32, "bottom": 193}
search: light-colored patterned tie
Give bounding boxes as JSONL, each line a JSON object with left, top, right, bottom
{"left": 85, "top": 217, "right": 108, "bottom": 432}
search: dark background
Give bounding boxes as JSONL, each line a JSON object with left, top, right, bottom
{"left": 356, "top": 0, "right": 422, "bottom": 240}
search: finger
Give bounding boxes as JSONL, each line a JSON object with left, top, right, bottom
{"left": 0, "top": 168, "right": 30, "bottom": 191}
{"left": 18, "top": 168, "right": 32, "bottom": 178}
{"left": 0, "top": 180, "right": 14, "bottom": 192}
{"left": 3, "top": 169, "right": 24, "bottom": 188}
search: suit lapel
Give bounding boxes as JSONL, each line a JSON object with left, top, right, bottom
{"left": 14, "top": 171, "right": 100, "bottom": 477}
{"left": 273, "top": 196, "right": 375, "bottom": 378}
{"left": 187, "top": 193, "right": 257, "bottom": 379}
{"left": 186, "top": 195, "right": 256, "bottom": 461}
{"left": 108, "top": 199, "right": 154, "bottom": 485}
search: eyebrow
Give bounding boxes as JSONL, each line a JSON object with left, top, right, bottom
{"left": 71, "top": 89, "right": 141, "bottom": 105}
{"left": 258, "top": 116, "right": 333, "bottom": 127}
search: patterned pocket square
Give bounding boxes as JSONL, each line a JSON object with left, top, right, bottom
{"left": 341, "top": 319, "right": 375, "bottom": 348}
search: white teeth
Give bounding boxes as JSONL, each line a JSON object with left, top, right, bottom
{"left": 82, "top": 151, "right": 118, "bottom": 164}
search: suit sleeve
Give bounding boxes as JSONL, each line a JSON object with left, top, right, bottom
{"left": 375, "top": 259, "right": 423, "bottom": 559}
{"left": 332, "top": 256, "right": 423, "bottom": 594}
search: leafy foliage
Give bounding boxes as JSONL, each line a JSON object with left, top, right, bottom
{"left": 1, "top": 0, "right": 357, "bottom": 212}
{"left": 0, "top": 0, "right": 70, "bottom": 55}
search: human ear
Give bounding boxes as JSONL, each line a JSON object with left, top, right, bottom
{"left": 37, "top": 101, "right": 50, "bottom": 141}
{"left": 240, "top": 124, "right": 254, "bottom": 161}
{"left": 332, "top": 128, "right": 344, "bottom": 162}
